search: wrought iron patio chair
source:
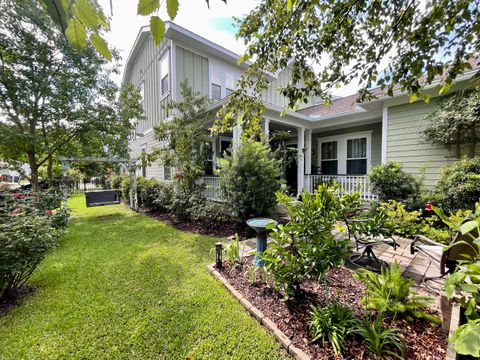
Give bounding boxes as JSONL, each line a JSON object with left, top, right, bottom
{"left": 345, "top": 215, "right": 398, "bottom": 272}
{"left": 410, "top": 223, "right": 479, "bottom": 292}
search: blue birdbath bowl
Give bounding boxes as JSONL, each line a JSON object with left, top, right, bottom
{"left": 246, "top": 217, "right": 277, "bottom": 267}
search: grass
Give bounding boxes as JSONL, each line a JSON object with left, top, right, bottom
{"left": 0, "top": 196, "right": 288, "bottom": 359}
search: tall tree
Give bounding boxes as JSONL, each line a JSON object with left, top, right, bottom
{"left": 214, "top": 0, "right": 480, "bottom": 136}
{"left": 0, "top": 0, "right": 144, "bottom": 187}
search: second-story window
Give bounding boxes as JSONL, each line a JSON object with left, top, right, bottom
{"left": 211, "top": 83, "right": 221, "bottom": 101}
{"left": 160, "top": 53, "right": 169, "bottom": 95}
{"left": 226, "top": 73, "right": 235, "bottom": 96}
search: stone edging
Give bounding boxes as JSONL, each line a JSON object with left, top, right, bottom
{"left": 446, "top": 302, "right": 461, "bottom": 360}
{"left": 207, "top": 264, "right": 311, "bottom": 360}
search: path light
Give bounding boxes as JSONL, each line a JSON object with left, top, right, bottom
{"left": 215, "top": 242, "right": 223, "bottom": 269}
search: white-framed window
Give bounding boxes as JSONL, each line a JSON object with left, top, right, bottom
{"left": 160, "top": 52, "right": 169, "bottom": 95}
{"left": 211, "top": 83, "right": 221, "bottom": 101}
{"left": 317, "top": 131, "right": 372, "bottom": 175}
{"left": 226, "top": 73, "right": 235, "bottom": 95}
{"left": 320, "top": 141, "right": 338, "bottom": 175}
{"left": 164, "top": 166, "right": 171, "bottom": 181}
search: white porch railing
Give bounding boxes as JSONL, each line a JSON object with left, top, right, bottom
{"left": 306, "top": 175, "right": 378, "bottom": 201}
{"left": 198, "top": 176, "right": 223, "bottom": 201}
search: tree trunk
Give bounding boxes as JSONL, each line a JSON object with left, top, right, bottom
{"left": 47, "top": 154, "right": 53, "bottom": 187}
{"left": 27, "top": 149, "right": 39, "bottom": 188}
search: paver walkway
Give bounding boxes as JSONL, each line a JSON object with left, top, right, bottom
{"left": 239, "top": 235, "right": 444, "bottom": 294}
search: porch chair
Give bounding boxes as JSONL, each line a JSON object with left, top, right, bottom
{"left": 345, "top": 215, "right": 398, "bottom": 272}
{"left": 410, "top": 223, "right": 479, "bottom": 292}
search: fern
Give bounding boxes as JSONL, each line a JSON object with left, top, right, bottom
{"left": 354, "top": 263, "right": 434, "bottom": 321}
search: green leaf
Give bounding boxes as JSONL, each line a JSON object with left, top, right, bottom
{"left": 439, "top": 83, "right": 451, "bottom": 95}
{"left": 287, "top": 0, "right": 293, "bottom": 12}
{"left": 167, "top": 0, "right": 179, "bottom": 20}
{"left": 65, "top": 18, "right": 87, "bottom": 51}
{"left": 460, "top": 220, "right": 478, "bottom": 235}
{"left": 74, "top": 0, "right": 98, "bottom": 30}
{"left": 453, "top": 321, "right": 480, "bottom": 357}
{"left": 90, "top": 33, "right": 112, "bottom": 60}
{"left": 150, "top": 16, "right": 165, "bottom": 45}
{"left": 137, "top": 0, "right": 160, "bottom": 16}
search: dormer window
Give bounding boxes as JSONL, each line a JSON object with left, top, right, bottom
{"left": 226, "top": 73, "right": 235, "bottom": 96}
{"left": 160, "top": 53, "right": 169, "bottom": 95}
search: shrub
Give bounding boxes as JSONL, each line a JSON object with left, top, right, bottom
{"left": 50, "top": 207, "right": 70, "bottom": 230}
{"left": 352, "top": 314, "right": 406, "bottom": 359}
{"left": 0, "top": 191, "right": 59, "bottom": 299}
{"left": 369, "top": 162, "right": 422, "bottom": 203}
{"left": 260, "top": 185, "right": 350, "bottom": 299}
{"left": 217, "top": 140, "right": 283, "bottom": 223}
{"left": 152, "top": 181, "right": 174, "bottom": 212}
{"left": 354, "top": 263, "right": 433, "bottom": 321}
{"left": 120, "top": 176, "right": 131, "bottom": 201}
{"left": 378, "top": 200, "right": 422, "bottom": 237}
{"left": 309, "top": 301, "right": 358, "bottom": 355}
{"left": 110, "top": 174, "right": 127, "bottom": 190}
{"left": 222, "top": 234, "right": 245, "bottom": 267}
{"left": 190, "top": 200, "right": 230, "bottom": 223}
{"left": 435, "top": 157, "right": 480, "bottom": 211}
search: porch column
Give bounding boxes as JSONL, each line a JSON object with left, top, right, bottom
{"left": 232, "top": 122, "right": 242, "bottom": 152}
{"left": 263, "top": 118, "right": 270, "bottom": 140}
{"left": 304, "top": 129, "right": 312, "bottom": 192}
{"left": 297, "top": 127, "right": 305, "bottom": 196}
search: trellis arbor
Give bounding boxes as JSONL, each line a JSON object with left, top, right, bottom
{"left": 58, "top": 156, "right": 139, "bottom": 210}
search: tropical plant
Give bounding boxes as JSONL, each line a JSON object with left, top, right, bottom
{"left": 244, "top": 264, "right": 258, "bottom": 285}
{"left": 152, "top": 82, "right": 211, "bottom": 219}
{"left": 309, "top": 301, "right": 358, "bottom": 355}
{"left": 441, "top": 202, "right": 480, "bottom": 358}
{"left": 378, "top": 200, "right": 422, "bottom": 237}
{"left": 354, "top": 263, "right": 433, "bottom": 321}
{"left": 369, "top": 162, "right": 423, "bottom": 203}
{"left": 352, "top": 314, "right": 406, "bottom": 359}
{"left": 260, "top": 185, "right": 350, "bottom": 300}
{"left": 217, "top": 139, "right": 283, "bottom": 223}
{"left": 435, "top": 157, "right": 480, "bottom": 211}
{"left": 223, "top": 234, "right": 245, "bottom": 267}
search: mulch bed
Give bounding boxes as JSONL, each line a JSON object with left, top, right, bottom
{"left": 145, "top": 209, "right": 253, "bottom": 238}
{"left": 219, "top": 259, "right": 447, "bottom": 360}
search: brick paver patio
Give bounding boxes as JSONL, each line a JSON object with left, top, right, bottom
{"left": 239, "top": 235, "right": 444, "bottom": 294}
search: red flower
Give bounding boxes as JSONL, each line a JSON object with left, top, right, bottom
{"left": 47, "top": 209, "right": 53, "bottom": 215}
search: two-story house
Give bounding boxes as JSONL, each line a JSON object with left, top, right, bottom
{"left": 122, "top": 22, "right": 478, "bottom": 199}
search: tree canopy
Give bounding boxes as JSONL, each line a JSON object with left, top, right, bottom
{"left": 38, "top": 0, "right": 226, "bottom": 58}
{"left": 0, "top": 0, "right": 145, "bottom": 186}
{"left": 423, "top": 87, "right": 480, "bottom": 158}
{"left": 214, "top": 0, "right": 480, "bottom": 137}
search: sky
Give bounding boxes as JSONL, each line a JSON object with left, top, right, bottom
{"left": 97, "top": 0, "right": 359, "bottom": 96}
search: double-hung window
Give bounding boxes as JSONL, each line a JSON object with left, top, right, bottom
{"left": 160, "top": 53, "right": 169, "bottom": 95}
{"left": 320, "top": 141, "right": 338, "bottom": 175}
{"left": 318, "top": 132, "right": 371, "bottom": 175}
{"left": 347, "top": 138, "right": 367, "bottom": 175}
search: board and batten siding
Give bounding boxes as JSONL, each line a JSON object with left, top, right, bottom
{"left": 175, "top": 45, "right": 209, "bottom": 100}
{"left": 124, "top": 35, "right": 170, "bottom": 135}
{"left": 312, "top": 123, "right": 382, "bottom": 170}
{"left": 261, "top": 67, "right": 315, "bottom": 109}
{"left": 124, "top": 34, "right": 172, "bottom": 181}
{"left": 386, "top": 99, "right": 456, "bottom": 187}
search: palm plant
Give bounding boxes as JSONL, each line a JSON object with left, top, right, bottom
{"left": 352, "top": 314, "right": 406, "bottom": 359}
{"left": 354, "top": 262, "right": 433, "bottom": 321}
{"left": 223, "top": 234, "right": 245, "bottom": 267}
{"left": 309, "top": 301, "right": 358, "bottom": 355}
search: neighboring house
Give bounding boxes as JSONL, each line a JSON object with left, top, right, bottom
{"left": 122, "top": 22, "right": 478, "bottom": 200}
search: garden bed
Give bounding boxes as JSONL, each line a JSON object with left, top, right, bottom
{"left": 216, "top": 258, "right": 447, "bottom": 360}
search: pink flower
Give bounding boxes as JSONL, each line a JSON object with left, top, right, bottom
{"left": 47, "top": 209, "right": 53, "bottom": 215}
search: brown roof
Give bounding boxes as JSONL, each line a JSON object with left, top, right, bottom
{"left": 297, "top": 94, "right": 358, "bottom": 117}
{"left": 297, "top": 57, "right": 480, "bottom": 118}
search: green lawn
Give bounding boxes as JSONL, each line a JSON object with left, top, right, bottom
{"left": 0, "top": 196, "right": 288, "bottom": 359}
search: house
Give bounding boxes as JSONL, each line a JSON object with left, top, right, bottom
{"left": 122, "top": 22, "right": 477, "bottom": 200}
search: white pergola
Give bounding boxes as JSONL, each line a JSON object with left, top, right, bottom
{"left": 58, "top": 156, "right": 139, "bottom": 210}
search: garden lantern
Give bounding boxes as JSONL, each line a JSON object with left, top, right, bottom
{"left": 215, "top": 242, "right": 223, "bottom": 268}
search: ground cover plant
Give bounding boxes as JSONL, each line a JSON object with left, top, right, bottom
{"left": 0, "top": 196, "right": 287, "bottom": 359}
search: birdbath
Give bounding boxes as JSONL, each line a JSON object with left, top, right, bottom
{"left": 246, "top": 217, "right": 277, "bottom": 267}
